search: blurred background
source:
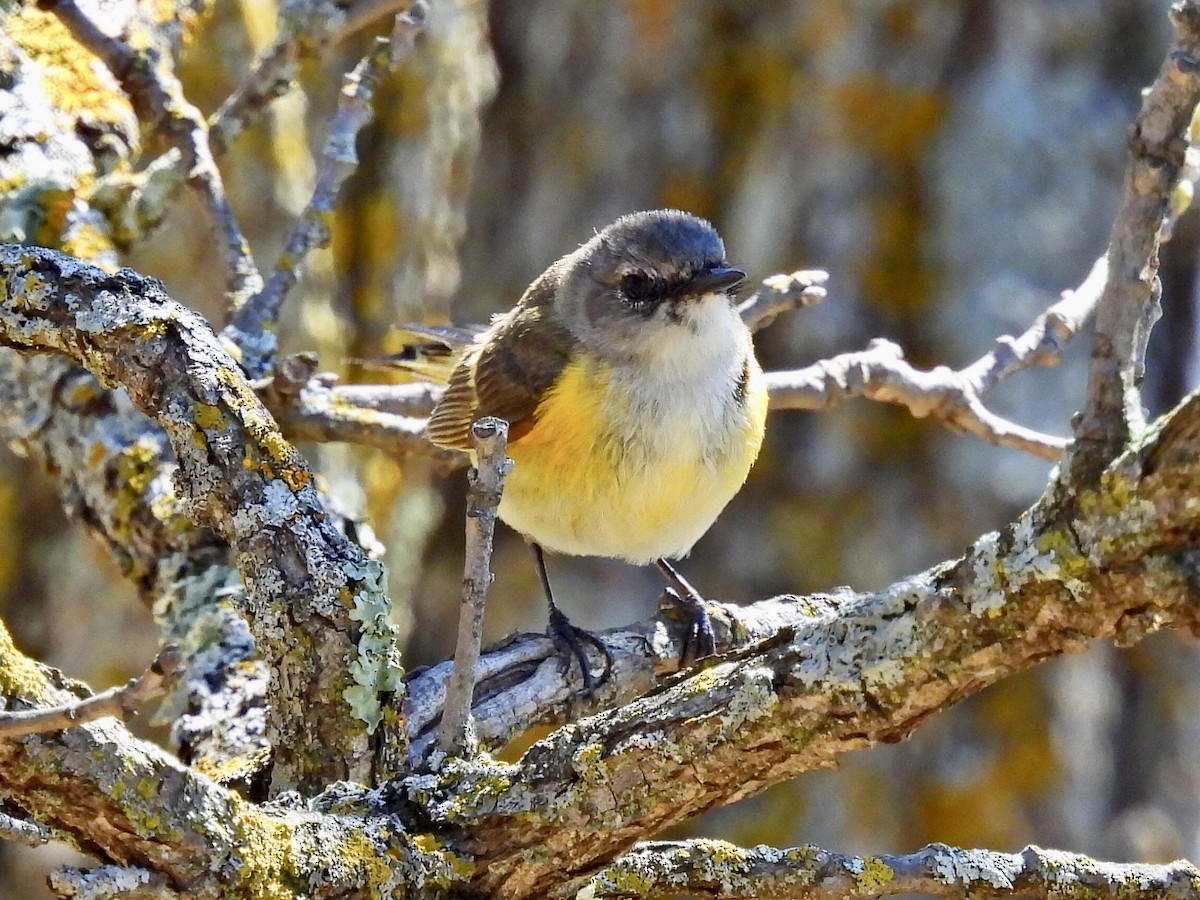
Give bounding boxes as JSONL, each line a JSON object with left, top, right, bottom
{"left": 4, "top": 0, "right": 1200, "bottom": 894}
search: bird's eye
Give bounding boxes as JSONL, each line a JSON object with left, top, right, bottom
{"left": 620, "top": 272, "right": 657, "bottom": 306}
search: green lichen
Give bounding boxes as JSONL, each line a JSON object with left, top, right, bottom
{"left": 113, "top": 438, "right": 160, "bottom": 528}
{"left": 855, "top": 855, "right": 895, "bottom": 889}
{"left": 341, "top": 558, "right": 404, "bottom": 733}
{"left": 0, "top": 620, "right": 56, "bottom": 703}
{"left": 225, "top": 803, "right": 306, "bottom": 899}
{"left": 194, "top": 403, "right": 227, "bottom": 431}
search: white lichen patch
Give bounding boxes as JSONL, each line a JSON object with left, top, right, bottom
{"left": 966, "top": 530, "right": 1007, "bottom": 616}
{"left": 258, "top": 479, "right": 301, "bottom": 525}
{"left": 75, "top": 288, "right": 146, "bottom": 333}
{"left": 932, "top": 846, "right": 1018, "bottom": 889}
{"left": 1011, "top": 514, "right": 1088, "bottom": 601}
{"left": 792, "top": 624, "right": 832, "bottom": 688}
{"left": 714, "top": 664, "right": 778, "bottom": 737}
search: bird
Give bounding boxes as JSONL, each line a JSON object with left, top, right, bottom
{"left": 376, "top": 210, "right": 768, "bottom": 688}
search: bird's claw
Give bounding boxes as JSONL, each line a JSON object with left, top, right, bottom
{"left": 547, "top": 605, "right": 613, "bottom": 692}
{"left": 660, "top": 586, "right": 717, "bottom": 663}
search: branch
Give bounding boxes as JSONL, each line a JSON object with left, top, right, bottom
{"left": 737, "top": 269, "right": 828, "bottom": 331}
{"left": 259, "top": 361, "right": 464, "bottom": 467}
{"left": 760, "top": 256, "right": 1112, "bottom": 461}
{"left": 43, "top": 0, "right": 262, "bottom": 307}
{"left": 583, "top": 840, "right": 1200, "bottom": 900}
{"left": 0, "top": 620, "right": 470, "bottom": 898}
{"left": 209, "top": 0, "right": 420, "bottom": 157}
{"left": 225, "top": 4, "right": 429, "bottom": 377}
{"left": 0, "top": 807, "right": 54, "bottom": 848}
{"left": 401, "top": 388, "right": 1200, "bottom": 894}
{"left": 960, "top": 254, "right": 1107, "bottom": 396}
{"left": 310, "top": 253, "right": 1095, "bottom": 465}
{"left": 0, "top": 646, "right": 182, "bottom": 740}
{"left": 1071, "top": 1, "right": 1200, "bottom": 477}
{"left": 765, "top": 340, "right": 1070, "bottom": 460}
{"left": 0, "top": 246, "right": 404, "bottom": 791}
{"left": 437, "top": 418, "right": 511, "bottom": 756}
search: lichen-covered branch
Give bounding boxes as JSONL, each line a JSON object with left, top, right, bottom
{"left": 583, "top": 840, "right": 1200, "bottom": 899}
{"left": 4, "top": 267, "right": 1200, "bottom": 897}
{"left": 401, "top": 388, "right": 1200, "bottom": 896}
{"left": 1071, "top": 1, "right": 1200, "bottom": 477}
{"left": 0, "top": 620, "right": 470, "bottom": 898}
{"left": 0, "top": 245, "right": 404, "bottom": 791}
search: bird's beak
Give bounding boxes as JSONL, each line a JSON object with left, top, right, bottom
{"left": 686, "top": 266, "right": 746, "bottom": 296}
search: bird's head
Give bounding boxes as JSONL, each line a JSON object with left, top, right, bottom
{"left": 554, "top": 209, "right": 746, "bottom": 363}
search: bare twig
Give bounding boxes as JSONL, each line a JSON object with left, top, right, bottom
{"left": 263, "top": 372, "right": 464, "bottom": 467}
{"left": 757, "top": 258, "right": 1113, "bottom": 461}
{"left": 0, "top": 646, "right": 182, "bottom": 740}
{"left": 584, "top": 840, "right": 1200, "bottom": 900}
{"left": 209, "top": 0, "right": 420, "bottom": 156}
{"left": 962, "top": 255, "right": 1107, "bottom": 394}
{"left": 437, "top": 418, "right": 511, "bottom": 757}
{"left": 765, "top": 340, "right": 1069, "bottom": 460}
{"left": 44, "top": 0, "right": 262, "bottom": 308}
{"left": 737, "top": 269, "right": 829, "bottom": 331}
{"left": 318, "top": 381, "right": 443, "bottom": 418}
{"left": 226, "top": 3, "right": 429, "bottom": 377}
{"left": 1071, "top": 2, "right": 1200, "bottom": 478}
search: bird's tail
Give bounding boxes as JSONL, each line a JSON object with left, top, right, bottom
{"left": 347, "top": 323, "right": 482, "bottom": 384}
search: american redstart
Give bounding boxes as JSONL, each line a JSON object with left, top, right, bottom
{"left": 364, "top": 210, "right": 768, "bottom": 687}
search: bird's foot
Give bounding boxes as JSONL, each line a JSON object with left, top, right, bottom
{"left": 659, "top": 586, "right": 717, "bottom": 663}
{"left": 547, "top": 605, "right": 613, "bottom": 692}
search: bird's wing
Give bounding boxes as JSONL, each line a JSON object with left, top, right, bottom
{"left": 399, "top": 322, "right": 486, "bottom": 346}
{"left": 426, "top": 300, "right": 576, "bottom": 452}
{"left": 348, "top": 323, "right": 484, "bottom": 383}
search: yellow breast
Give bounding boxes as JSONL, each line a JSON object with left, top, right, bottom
{"left": 497, "top": 350, "right": 768, "bottom": 564}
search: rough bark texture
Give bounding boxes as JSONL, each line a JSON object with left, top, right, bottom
{"left": 0, "top": 246, "right": 405, "bottom": 792}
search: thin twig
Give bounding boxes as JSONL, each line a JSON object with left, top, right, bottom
{"left": 209, "top": 0, "right": 418, "bottom": 156}
{"left": 225, "top": 4, "right": 428, "bottom": 378}
{"left": 0, "top": 646, "right": 182, "bottom": 740}
{"left": 44, "top": 0, "right": 262, "bottom": 308}
{"left": 759, "top": 258, "right": 1114, "bottom": 461}
{"left": 436, "top": 417, "right": 511, "bottom": 756}
{"left": 738, "top": 269, "right": 829, "bottom": 331}
{"left": 963, "top": 255, "right": 1107, "bottom": 393}
{"left": 765, "top": 338, "right": 1069, "bottom": 460}
{"left": 263, "top": 372, "right": 465, "bottom": 468}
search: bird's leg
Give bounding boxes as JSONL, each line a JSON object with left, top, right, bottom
{"left": 655, "top": 558, "right": 717, "bottom": 661}
{"left": 531, "top": 542, "right": 613, "bottom": 690}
